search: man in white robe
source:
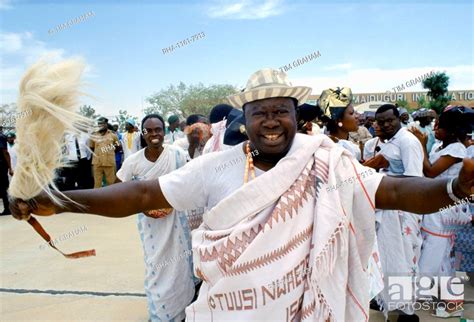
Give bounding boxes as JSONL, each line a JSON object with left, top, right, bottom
{"left": 375, "top": 104, "right": 424, "bottom": 319}
{"left": 164, "top": 115, "right": 185, "bottom": 145}
{"left": 121, "top": 119, "right": 141, "bottom": 160}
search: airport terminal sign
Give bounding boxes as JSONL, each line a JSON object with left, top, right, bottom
{"left": 308, "top": 90, "right": 474, "bottom": 107}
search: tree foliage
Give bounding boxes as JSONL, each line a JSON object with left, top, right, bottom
{"left": 144, "top": 82, "right": 238, "bottom": 119}
{"left": 78, "top": 105, "right": 98, "bottom": 120}
{"left": 395, "top": 99, "right": 417, "bottom": 113}
{"left": 395, "top": 99, "right": 409, "bottom": 108}
{"left": 417, "top": 96, "right": 429, "bottom": 109}
{"left": 422, "top": 72, "right": 451, "bottom": 115}
{"left": 0, "top": 103, "right": 17, "bottom": 130}
{"left": 114, "top": 109, "right": 139, "bottom": 132}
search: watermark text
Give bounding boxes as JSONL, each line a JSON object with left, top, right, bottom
{"left": 39, "top": 225, "right": 88, "bottom": 250}
{"left": 48, "top": 11, "right": 95, "bottom": 35}
{"left": 162, "top": 32, "right": 206, "bottom": 55}
{"left": 326, "top": 169, "right": 375, "bottom": 192}
{"left": 1, "top": 109, "right": 32, "bottom": 127}
{"left": 214, "top": 149, "right": 259, "bottom": 173}
{"left": 388, "top": 70, "right": 435, "bottom": 94}
{"left": 279, "top": 51, "right": 321, "bottom": 73}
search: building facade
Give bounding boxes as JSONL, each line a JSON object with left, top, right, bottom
{"left": 307, "top": 90, "right": 474, "bottom": 108}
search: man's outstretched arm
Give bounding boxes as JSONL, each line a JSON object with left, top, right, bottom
{"left": 10, "top": 180, "right": 172, "bottom": 220}
{"left": 375, "top": 158, "right": 474, "bottom": 214}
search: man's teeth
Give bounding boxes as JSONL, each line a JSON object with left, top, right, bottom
{"left": 264, "top": 134, "right": 280, "bottom": 141}
{"left": 151, "top": 139, "right": 159, "bottom": 143}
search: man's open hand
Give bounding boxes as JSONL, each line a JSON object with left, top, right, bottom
{"left": 9, "top": 192, "right": 56, "bottom": 221}
{"left": 409, "top": 127, "right": 428, "bottom": 146}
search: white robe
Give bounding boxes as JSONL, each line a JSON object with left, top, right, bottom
{"left": 116, "top": 145, "right": 197, "bottom": 321}
{"left": 376, "top": 128, "right": 424, "bottom": 315}
{"left": 419, "top": 142, "right": 470, "bottom": 276}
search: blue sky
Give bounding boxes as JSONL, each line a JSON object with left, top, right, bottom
{"left": 1, "top": 0, "right": 473, "bottom": 118}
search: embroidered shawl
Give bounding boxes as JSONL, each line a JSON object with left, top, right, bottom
{"left": 186, "top": 135, "right": 381, "bottom": 321}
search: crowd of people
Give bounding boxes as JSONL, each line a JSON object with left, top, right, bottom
{"left": 3, "top": 68, "right": 474, "bottom": 321}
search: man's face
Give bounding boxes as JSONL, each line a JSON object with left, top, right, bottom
{"left": 400, "top": 112, "right": 409, "bottom": 124}
{"left": 244, "top": 97, "right": 297, "bottom": 156}
{"left": 7, "top": 136, "right": 15, "bottom": 144}
{"left": 112, "top": 125, "right": 119, "bottom": 132}
{"left": 365, "top": 117, "right": 374, "bottom": 128}
{"left": 98, "top": 121, "right": 107, "bottom": 131}
{"left": 125, "top": 123, "right": 134, "bottom": 131}
{"left": 143, "top": 118, "right": 164, "bottom": 148}
{"left": 376, "top": 109, "right": 401, "bottom": 139}
{"left": 170, "top": 120, "right": 179, "bottom": 130}
{"left": 419, "top": 116, "right": 433, "bottom": 127}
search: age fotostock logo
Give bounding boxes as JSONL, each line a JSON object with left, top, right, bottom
{"left": 387, "top": 275, "right": 465, "bottom": 303}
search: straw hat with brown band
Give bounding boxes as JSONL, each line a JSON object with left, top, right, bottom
{"left": 226, "top": 68, "right": 312, "bottom": 109}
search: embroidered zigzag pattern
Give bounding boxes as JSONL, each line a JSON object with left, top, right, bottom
{"left": 300, "top": 299, "right": 316, "bottom": 320}
{"left": 216, "top": 225, "right": 265, "bottom": 272}
{"left": 265, "top": 161, "right": 318, "bottom": 231}
{"left": 315, "top": 156, "right": 329, "bottom": 183}
{"left": 199, "top": 162, "right": 315, "bottom": 271}
{"left": 314, "top": 155, "right": 329, "bottom": 199}
{"left": 188, "top": 215, "right": 203, "bottom": 230}
{"left": 199, "top": 224, "right": 264, "bottom": 265}
{"left": 199, "top": 151, "right": 329, "bottom": 275}
{"left": 203, "top": 232, "right": 230, "bottom": 241}
{"left": 225, "top": 224, "right": 313, "bottom": 276}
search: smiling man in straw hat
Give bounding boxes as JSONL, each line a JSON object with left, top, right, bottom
{"left": 10, "top": 68, "right": 474, "bottom": 321}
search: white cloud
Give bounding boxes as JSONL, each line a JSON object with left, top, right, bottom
{"left": 0, "top": 0, "right": 13, "bottom": 10}
{"left": 323, "top": 63, "right": 352, "bottom": 71}
{"left": 0, "top": 31, "right": 96, "bottom": 104}
{"left": 0, "top": 32, "right": 25, "bottom": 53}
{"left": 292, "top": 65, "right": 474, "bottom": 95}
{"left": 83, "top": 64, "right": 99, "bottom": 78}
{"left": 0, "top": 32, "right": 67, "bottom": 101}
{"left": 0, "top": 66, "right": 23, "bottom": 92}
{"left": 208, "top": 0, "right": 284, "bottom": 19}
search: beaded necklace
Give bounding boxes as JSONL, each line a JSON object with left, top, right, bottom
{"left": 243, "top": 141, "right": 256, "bottom": 183}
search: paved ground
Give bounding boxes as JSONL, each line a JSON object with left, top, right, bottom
{"left": 0, "top": 208, "right": 472, "bottom": 321}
